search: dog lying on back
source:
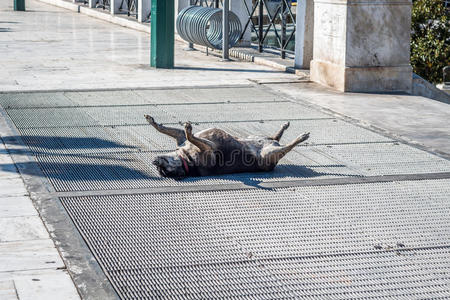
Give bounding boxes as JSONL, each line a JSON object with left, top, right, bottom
{"left": 145, "top": 115, "right": 310, "bottom": 179}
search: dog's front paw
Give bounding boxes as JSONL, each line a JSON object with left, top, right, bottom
{"left": 184, "top": 121, "right": 192, "bottom": 133}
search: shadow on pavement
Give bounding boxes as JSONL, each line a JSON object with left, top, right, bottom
{"left": 1, "top": 135, "right": 352, "bottom": 189}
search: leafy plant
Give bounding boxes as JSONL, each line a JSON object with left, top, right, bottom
{"left": 410, "top": 0, "right": 449, "bottom": 83}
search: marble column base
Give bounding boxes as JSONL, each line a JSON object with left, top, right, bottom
{"left": 311, "top": 60, "right": 412, "bottom": 93}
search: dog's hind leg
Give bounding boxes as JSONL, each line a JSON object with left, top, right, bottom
{"left": 145, "top": 115, "right": 186, "bottom": 146}
{"left": 261, "top": 132, "right": 309, "bottom": 164}
{"left": 270, "top": 122, "right": 290, "bottom": 141}
{"left": 184, "top": 122, "right": 216, "bottom": 151}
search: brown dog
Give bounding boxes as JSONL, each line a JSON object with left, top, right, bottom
{"left": 145, "top": 115, "right": 310, "bottom": 178}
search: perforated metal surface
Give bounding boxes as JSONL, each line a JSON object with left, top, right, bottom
{"left": 317, "top": 143, "right": 450, "bottom": 175}
{"left": 108, "top": 119, "right": 393, "bottom": 152}
{"left": 0, "top": 92, "right": 74, "bottom": 108}
{"left": 32, "top": 148, "right": 359, "bottom": 192}
{"left": 156, "top": 102, "right": 328, "bottom": 123}
{"left": 0, "top": 87, "right": 283, "bottom": 109}
{"left": 19, "top": 127, "right": 134, "bottom": 154}
{"left": 262, "top": 252, "right": 450, "bottom": 299}
{"left": 62, "top": 182, "right": 450, "bottom": 299}
{"left": 65, "top": 87, "right": 284, "bottom": 106}
{"left": 3, "top": 88, "right": 450, "bottom": 299}
{"left": 6, "top": 107, "right": 100, "bottom": 128}
{"left": 299, "top": 180, "right": 450, "bottom": 248}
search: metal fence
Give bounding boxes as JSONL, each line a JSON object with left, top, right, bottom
{"left": 192, "top": 0, "right": 296, "bottom": 59}
{"left": 96, "top": 0, "right": 110, "bottom": 10}
{"left": 119, "top": 0, "right": 138, "bottom": 18}
{"left": 193, "top": 0, "right": 222, "bottom": 7}
{"left": 241, "top": 0, "right": 295, "bottom": 59}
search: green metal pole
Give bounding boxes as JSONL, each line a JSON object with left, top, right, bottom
{"left": 150, "top": 0, "right": 174, "bottom": 68}
{"left": 14, "top": 0, "right": 25, "bottom": 11}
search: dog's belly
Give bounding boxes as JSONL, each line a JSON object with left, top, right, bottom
{"left": 194, "top": 131, "right": 277, "bottom": 175}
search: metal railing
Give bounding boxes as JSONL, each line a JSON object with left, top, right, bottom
{"left": 193, "top": 0, "right": 222, "bottom": 7}
{"left": 96, "top": 0, "right": 110, "bottom": 10}
{"left": 241, "top": 0, "right": 296, "bottom": 59}
{"left": 119, "top": 0, "right": 138, "bottom": 18}
{"left": 191, "top": 0, "right": 295, "bottom": 59}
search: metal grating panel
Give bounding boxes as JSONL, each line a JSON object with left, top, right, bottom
{"left": 110, "top": 119, "right": 393, "bottom": 152}
{"left": 299, "top": 179, "right": 450, "bottom": 248}
{"left": 262, "top": 252, "right": 450, "bottom": 299}
{"left": 61, "top": 193, "right": 294, "bottom": 299}
{"left": 64, "top": 90, "right": 150, "bottom": 106}
{"left": 62, "top": 185, "right": 450, "bottom": 299}
{"left": 6, "top": 107, "right": 100, "bottom": 128}
{"left": 0, "top": 92, "right": 75, "bottom": 108}
{"left": 316, "top": 143, "right": 450, "bottom": 175}
{"left": 4, "top": 88, "right": 450, "bottom": 299}
{"left": 134, "top": 87, "right": 284, "bottom": 105}
{"left": 5, "top": 106, "right": 176, "bottom": 128}
{"left": 33, "top": 149, "right": 359, "bottom": 192}
{"left": 64, "top": 87, "right": 285, "bottom": 107}
{"left": 182, "top": 188, "right": 377, "bottom": 259}
{"left": 156, "top": 102, "right": 328, "bottom": 123}
{"left": 18, "top": 127, "right": 135, "bottom": 154}
{"left": 80, "top": 105, "right": 178, "bottom": 126}
{"left": 400, "top": 247, "right": 450, "bottom": 287}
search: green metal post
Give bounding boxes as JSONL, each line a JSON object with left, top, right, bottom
{"left": 150, "top": 0, "right": 174, "bottom": 68}
{"left": 14, "top": 0, "right": 25, "bottom": 11}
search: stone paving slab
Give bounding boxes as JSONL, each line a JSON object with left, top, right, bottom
{"left": 0, "top": 280, "right": 17, "bottom": 300}
{"left": 0, "top": 239, "right": 64, "bottom": 273}
{"left": 0, "top": 177, "right": 28, "bottom": 197}
{"left": 0, "top": 134, "right": 80, "bottom": 299}
{"left": 0, "top": 216, "right": 50, "bottom": 243}
{"left": 0, "top": 269, "right": 80, "bottom": 300}
{"left": 0, "top": 196, "right": 38, "bottom": 218}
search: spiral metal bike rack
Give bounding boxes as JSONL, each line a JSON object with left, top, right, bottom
{"left": 176, "top": 5, "right": 242, "bottom": 50}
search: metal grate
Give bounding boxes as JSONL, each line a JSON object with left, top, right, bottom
{"left": 96, "top": 119, "right": 393, "bottom": 152}
{"left": 61, "top": 183, "right": 450, "bottom": 299}
{"left": 261, "top": 251, "right": 450, "bottom": 298}
{"left": 19, "top": 127, "right": 135, "bottom": 155}
{"left": 6, "top": 107, "right": 100, "bottom": 128}
{"left": 0, "top": 87, "right": 286, "bottom": 110}
{"left": 3, "top": 88, "right": 450, "bottom": 299}
{"left": 155, "top": 102, "right": 328, "bottom": 123}
{"left": 64, "top": 90, "right": 149, "bottom": 107}
{"left": 0, "top": 92, "right": 74, "bottom": 109}
{"left": 316, "top": 143, "right": 450, "bottom": 176}
{"left": 31, "top": 148, "right": 359, "bottom": 192}
{"left": 299, "top": 180, "right": 450, "bottom": 249}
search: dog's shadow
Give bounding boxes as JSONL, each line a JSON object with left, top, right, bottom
{"left": 181, "top": 163, "right": 360, "bottom": 190}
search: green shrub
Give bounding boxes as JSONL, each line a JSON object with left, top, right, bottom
{"left": 411, "top": 0, "right": 449, "bottom": 83}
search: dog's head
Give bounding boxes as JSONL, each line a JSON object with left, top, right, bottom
{"left": 153, "top": 152, "right": 187, "bottom": 179}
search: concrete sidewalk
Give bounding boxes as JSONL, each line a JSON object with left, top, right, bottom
{"left": 0, "top": 0, "right": 297, "bottom": 91}
{"left": 1, "top": 0, "right": 450, "bottom": 299}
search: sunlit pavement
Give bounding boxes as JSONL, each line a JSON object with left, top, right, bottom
{"left": 1, "top": 0, "right": 450, "bottom": 298}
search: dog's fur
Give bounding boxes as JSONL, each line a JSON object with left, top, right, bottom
{"left": 145, "top": 115, "right": 310, "bottom": 178}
